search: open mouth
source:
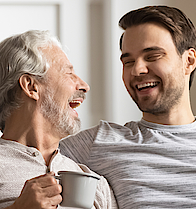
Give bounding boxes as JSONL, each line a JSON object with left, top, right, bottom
{"left": 69, "top": 100, "right": 82, "bottom": 109}
{"left": 136, "top": 82, "right": 159, "bottom": 91}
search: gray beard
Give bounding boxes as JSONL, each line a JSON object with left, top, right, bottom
{"left": 40, "top": 87, "right": 81, "bottom": 138}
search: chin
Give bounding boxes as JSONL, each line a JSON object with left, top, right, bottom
{"left": 58, "top": 117, "right": 81, "bottom": 137}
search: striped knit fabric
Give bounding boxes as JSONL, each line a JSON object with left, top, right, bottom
{"left": 60, "top": 119, "right": 196, "bottom": 209}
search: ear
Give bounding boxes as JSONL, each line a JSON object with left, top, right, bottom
{"left": 19, "top": 74, "right": 39, "bottom": 101}
{"left": 185, "top": 48, "right": 196, "bottom": 75}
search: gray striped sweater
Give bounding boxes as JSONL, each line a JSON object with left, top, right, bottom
{"left": 60, "top": 119, "right": 196, "bottom": 209}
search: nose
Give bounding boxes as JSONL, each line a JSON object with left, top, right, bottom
{"left": 77, "top": 77, "right": 90, "bottom": 93}
{"left": 131, "top": 58, "right": 148, "bottom": 76}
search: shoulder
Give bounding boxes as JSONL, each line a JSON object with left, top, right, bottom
{"left": 76, "top": 120, "right": 138, "bottom": 138}
{"left": 93, "top": 120, "right": 141, "bottom": 143}
{"left": 60, "top": 120, "right": 140, "bottom": 145}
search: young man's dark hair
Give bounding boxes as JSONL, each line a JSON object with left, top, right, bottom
{"left": 119, "top": 6, "right": 196, "bottom": 88}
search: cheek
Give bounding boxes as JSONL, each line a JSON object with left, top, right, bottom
{"left": 122, "top": 68, "right": 129, "bottom": 83}
{"left": 150, "top": 61, "right": 168, "bottom": 81}
{"left": 122, "top": 74, "right": 134, "bottom": 95}
{"left": 122, "top": 69, "right": 134, "bottom": 88}
{"left": 122, "top": 72, "right": 129, "bottom": 89}
{"left": 122, "top": 70, "right": 125, "bottom": 83}
{"left": 52, "top": 84, "right": 71, "bottom": 106}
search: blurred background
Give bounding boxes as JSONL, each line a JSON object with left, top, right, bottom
{"left": 0, "top": 0, "right": 196, "bottom": 137}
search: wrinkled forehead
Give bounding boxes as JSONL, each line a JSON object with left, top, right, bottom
{"left": 41, "top": 45, "right": 73, "bottom": 70}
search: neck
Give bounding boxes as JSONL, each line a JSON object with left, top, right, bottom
{"left": 143, "top": 102, "right": 195, "bottom": 125}
{"left": 2, "top": 107, "right": 67, "bottom": 166}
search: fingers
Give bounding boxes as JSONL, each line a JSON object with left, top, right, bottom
{"left": 41, "top": 182, "right": 62, "bottom": 198}
{"left": 14, "top": 172, "right": 62, "bottom": 209}
{"left": 37, "top": 192, "right": 62, "bottom": 209}
{"left": 26, "top": 172, "right": 57, "bottom": 189}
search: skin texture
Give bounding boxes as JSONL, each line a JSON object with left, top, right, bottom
{"left": 39, "top": 46, "right": 89, "bottom": 137}
{"left": 3, "top": 45, "right": 90, "bottom": 209}
{"left": 11, "top": 172, "right": 62, "bottom": 209}
{"left": 120, "top": 23, "right": 196, "bottom": 125}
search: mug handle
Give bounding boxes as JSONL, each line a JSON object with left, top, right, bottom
{"left": 54, "top": 175, "right": 61, "bottom": 180}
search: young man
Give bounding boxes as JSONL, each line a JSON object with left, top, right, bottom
{"left": 60, "top": 6, "right": 196, "bottom": 208}
{"left": 0, "top": 30, "right": 117, "bottom": 209}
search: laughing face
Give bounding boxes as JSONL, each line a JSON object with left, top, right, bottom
{"left": 39, "top": 45, "right": 90, "bottom": 137}
{"left": 120, "top": 23, "right": 187, "bottom": 116}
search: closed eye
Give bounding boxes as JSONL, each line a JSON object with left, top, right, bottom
{"left": 145, "top": 53, "right": 165, "bottom": 62}
{"left": 122, "top": 60, "right": 135, "bottom": 67}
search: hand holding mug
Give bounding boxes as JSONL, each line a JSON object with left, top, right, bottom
{"left": 13, "top": 172, "right": 62, "bottom": 209}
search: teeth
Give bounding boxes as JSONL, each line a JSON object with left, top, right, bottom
{"left": 137, "top": 82, "right": 158, "bottom": 90}
{"left": 69, "top": 100, "right": 82, "bottom": 109}
{"left": 71, "top": 100, "right": 81, "bottom": 104}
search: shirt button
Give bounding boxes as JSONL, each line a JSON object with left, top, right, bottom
{"left": 33, "top": 151, "right": 39, "bottom": 157}
{"left": 46, "top": 167, "right": 50, "bottom": 173}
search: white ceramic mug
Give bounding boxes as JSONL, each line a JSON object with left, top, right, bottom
{"left": 56, "top": 171, "right": 100, "bottom": 209}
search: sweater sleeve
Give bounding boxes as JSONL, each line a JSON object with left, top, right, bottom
{"left": 59, "top": 125, "right": 99, "bottom": 165}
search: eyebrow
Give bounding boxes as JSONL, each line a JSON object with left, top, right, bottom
{"left": 120, "top": 53, "right": 130, "bottom": 61}
{"left": 120, "top": 46, "right": 165, "bottom": 60}
{"left": 60, "top": 64, "right": 73, "bottom": 73}
{"left": 143, "top": 46, "right": 165, "bottom": 53}
{"left": 65, "top": 64, "right": 73, "bottom": 69}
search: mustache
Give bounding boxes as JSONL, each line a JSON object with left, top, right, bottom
{"left": 68, "top": 91, "right": 86, "bottom": 102}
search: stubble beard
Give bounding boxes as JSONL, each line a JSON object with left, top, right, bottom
{"left": 131, "top": 78, "right": 185, "bottom": 116}
{"left": 40, "top": 87, "right": 81, "bottom": 138}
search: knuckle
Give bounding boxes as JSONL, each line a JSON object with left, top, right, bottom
{"left": 56, "top": 184, "right": 62, "bottom": 193}
{"left": 54, "top": 194, "right": 63, "bottom": 206}
{"left": 25, "top": 179, "right": 31, "bottom": 186}
{"left": 25, "top": 180, "right": 36, "bottom": 190}
{"left": 40, "top": 200, "right": 48, "bottom": 209}
{"left": 50, "top": 184, "right": 62, "bottom": 195}
{"left": 58, "top": 194, "right": 63, "bottom": 203}
{"left": 48, "top": 176, "right": 57, "bottom": 184}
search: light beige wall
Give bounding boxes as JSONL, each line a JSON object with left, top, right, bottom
{"left": 1, "top": 0, "right": 196, "bottom": 137}
{"left": 91, "top": 0, "right": 196, "bottom": 127}
{"left": 0, "top": 0, "right": 91, "bottom": 134}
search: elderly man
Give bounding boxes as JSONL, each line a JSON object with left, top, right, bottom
{"left": 0, "top": 30, "right": 117, "bottom": 209}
